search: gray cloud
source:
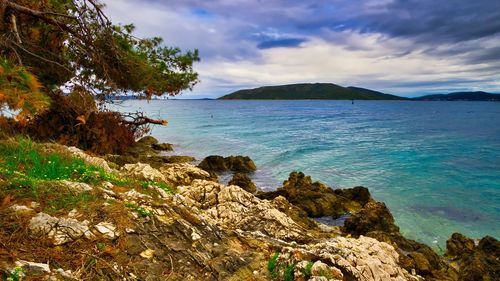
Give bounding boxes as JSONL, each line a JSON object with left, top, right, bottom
{"left": 103, "top": 0, "right": 500, "bottom": 97}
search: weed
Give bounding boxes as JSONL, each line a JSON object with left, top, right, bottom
{"left": 125, "top": 203, "right": 152, "bottom": 217}
{"left": 284, "top": 263, "right": 296, "bottom": 281}
{"left": 7, "top": 267, "right": 24, "bottom": 281}
{"left": 267, "top": 252, "right": 279, "bottom": 278}
{"left": 96, "top": 242, "right": 106, "bottom": 251}
{"left": 136, "top": 207, "right": 152, "bottom": 217}
{"left": 140, "top": 180, "right": 173, "bottom": 194}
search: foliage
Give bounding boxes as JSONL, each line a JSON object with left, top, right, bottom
{"left": 125, "top": 203, "right": 152, "bottom": 217}
{"left": 6, "top": 267, "right": 23, "bottom": 281}
{"left": 0, "top": 58, "right": 50, "bottom": 122}
{"left": 0, "top": 0, "right": 200, "bottom": 153}
{"left": 284, "top": 263, "right": 296, "bottom": 281}
{"left": 26, "top": 91, "right": 136, "bottom": 154}
{"left": 267, "top": 252, "right": 280, "bottom": 278}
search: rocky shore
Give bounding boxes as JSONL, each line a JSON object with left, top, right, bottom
{"left": 0, "top": 136, "right": 498, "bottom": 281}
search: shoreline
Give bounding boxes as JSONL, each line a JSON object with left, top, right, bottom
{"left": 0, "top": 135, "right": 497, "bottom": 280}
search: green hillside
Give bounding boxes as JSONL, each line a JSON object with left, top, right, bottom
{"left": 218, "top": 83, "right": 406, "bottom": 100}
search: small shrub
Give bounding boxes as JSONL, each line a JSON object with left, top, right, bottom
{"left": 267, "top": 252, "right": 280, "bottom": 278}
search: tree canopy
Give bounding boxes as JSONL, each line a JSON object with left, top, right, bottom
{"left": 0, "top": 0, "right": 200, "bottom": 153}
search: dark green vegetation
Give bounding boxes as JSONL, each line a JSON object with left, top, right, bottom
{"left": 219, "top": 83, "right": 499, "bottom": 101}
{"left": 414, "top": 91, "right": 500, "bottom": 101}
{"left": 219, "top": 83, "right": 406, "bottom": 100}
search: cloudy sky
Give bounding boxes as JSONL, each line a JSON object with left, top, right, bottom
{"left": 104, "top": 0, "right": 500, "bottom": 98}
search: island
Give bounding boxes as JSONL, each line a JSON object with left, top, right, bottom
{"left": 218, "top": 83, "right": 407, "bottom": 100}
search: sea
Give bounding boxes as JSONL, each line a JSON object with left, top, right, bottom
{"left": 112, "top": 99, "right": 500, "bottom": 249}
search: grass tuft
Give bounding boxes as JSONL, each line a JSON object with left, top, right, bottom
{"left": 267, "top": 252, "right": 280, "bottom": 278}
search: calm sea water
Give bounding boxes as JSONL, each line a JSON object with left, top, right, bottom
{"left": 113, "top": 100, "right": 500, "bottom": 248}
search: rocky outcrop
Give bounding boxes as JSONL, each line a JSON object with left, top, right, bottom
{"left": 198, "top": 155, "right": 257, "bottom": 176}
{"left": 2, "top": 140, "right": 499, "bottom": 281}
{"left": 228, "top": 172, "right": 257, "bottom": 193}
{"left": 159, "top": 163, "right": 211, "bottom": 186}
{"left": 152, "top": 142, "right": 173, "bottom": 151}
{"left": 120, "top": 162, "right": 167, "bottom": 182}
{"left": 445, "top": 233, "right": 499, "bottom": 281}
{"left": 177, "top": 180, "right": 310, "bottom": 242}
{"left": 272, "top": 236, "right": 422, "bottom": 281}
{"left": 343, "top": 201, "right": 450, "bottom": 279}
{"left": 258, "top": 172, "right": 371, "bottom": 218}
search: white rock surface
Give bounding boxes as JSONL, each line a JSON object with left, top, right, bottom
{"left": 15, "top": 260, "right": 50, "bottom": 273}
{"left": 121, "top": 163, "right": 166, "bottom": 182}
{"left": 95, "top": 222, "right": 119, "bottom": 239}
{"left": 177, "top": 180, "right": 307, "bottom": 241}
{"left": 67, "top": 146, "right": 113, "bottom": 172}
{"left": 29, "top": 212, "right": 93, "bottom": 245}
{"left": 159, "top": 163, "right": 210, "bottom": 186}
{"left": 59, "top": 180, "right": 93, "bottom": 194}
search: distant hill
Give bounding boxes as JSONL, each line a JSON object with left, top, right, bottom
{"left": 414, "top": 91, "right": 500, "bottom": 101}
{"left": 218, "top": 83, "right": 406, "bottom": 100}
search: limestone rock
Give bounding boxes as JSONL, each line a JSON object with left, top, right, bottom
{"left": 7, "top": 204, "right": 35, "bottom": 216}
{"left": 66, "top": 146, "right": 113, "bottom": 172}
{"left": 121, "top": 163, "right": 166, "bottom": 182}
{"left": 228, "top": 172, "right": 257, "bottom": 193}
{"left": 95, "top": 222, "right": 119, "bottom": 239}
{"left": 14, "top": 260, "right": 50, "bottom": 273}
{"left": 59, "top": 180, "right": 93, "bottom": 194}
{"left": 277, "top": 236, "right": 422, "bottom": 281}
{"left": 29, "top": 212, "right": 93, "bottom": 245}
{"left": 178, "top": 179, "right": 308, "bottom": 241}
{"left": 159, "top": 163, "right": 211, "bottom": 186}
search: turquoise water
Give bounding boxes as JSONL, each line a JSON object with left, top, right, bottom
{"left": 113, "top": 100, "right": 500, "bottom": 248}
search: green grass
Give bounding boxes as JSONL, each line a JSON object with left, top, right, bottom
{"left": 0, "top": 136, "right": 174, "bottom": 215}
{"left": 0, "top": 137, "right": 110, "bottom": 188}
{"left": 284, "top": 263, "right": 296, "bottom": 281}
{"left": 267, "top": 252, "right": 280, "bottom": 278}
{"left": 125, "top": 202, "right": 152, "bottom": 217}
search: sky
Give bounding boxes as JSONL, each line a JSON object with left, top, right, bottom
{"left": 103, "top": 0, "right": 500, "bottom": 98}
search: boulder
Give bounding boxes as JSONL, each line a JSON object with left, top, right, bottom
{"left": 120, "top": 163, "right": 166, "bottom": 182}
{"left": 343, "top": 202, "right": 446, "bottom": 278}
{"left": 257, "top": 172, "right": 371, "bottom": 218}
{"left": 29, "top": 212, "right": 93, "bottom": 245}
{"left": 445, "top": 234, "right": 500, "bottom": 281}
{"left": 159, "top": 163, "right": 211, "bottom": 187}
{"left": 343, "top": 202, "right": 399, "bottom": 235}
{"left": 136, "top": 136, "right": 159, "bottom": 146}
{"left": 228, "top": 172, "right": 257, "bottom": 193}
{"left": 198, "top": 155, "right": 257, "bottom": 175}
{"left": 273, "top": 236, "right": 422, "bottom": 281}
{"left": 152, "top": 143, "right": 173, "bottom": 151}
